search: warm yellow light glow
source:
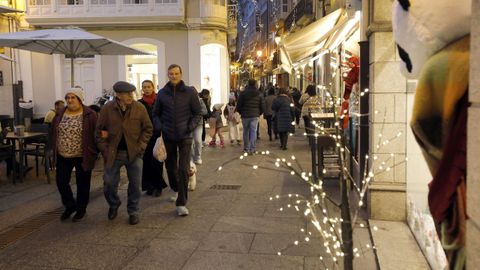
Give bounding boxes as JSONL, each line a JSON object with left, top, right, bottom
{"left": 274, "top": 36, "right": 281, "bottom": 44}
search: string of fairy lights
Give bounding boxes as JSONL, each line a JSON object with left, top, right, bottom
{"left": 234, "top": 0, "right": 285, "bottom": 69}
{"left": 215, "top": 84, "right": 406, "bottom": 268}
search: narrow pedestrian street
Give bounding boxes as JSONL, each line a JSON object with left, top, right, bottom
{"left": 0, "top": 0, "right": 477, "bottom": 268}
{"left": 0, "top": 127, "right": 377, "bottom": 269}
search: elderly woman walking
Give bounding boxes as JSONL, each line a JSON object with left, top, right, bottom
{"left": 51, "top": 87, "right": 98, "bottom": 222}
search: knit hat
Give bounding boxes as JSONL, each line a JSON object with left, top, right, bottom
{"left": 113, "top": 81, "right": 136, "bottom": 93}
{"left": 65, "top": 87, "right": 85, "bottom": 103}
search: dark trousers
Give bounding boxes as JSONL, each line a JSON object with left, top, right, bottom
{"left": 201, "top": 118, "right": 206, "bottom": 142}
{"left": 295, "top": 109, "right": 301, "bottom": 125}
{"left": 164, "top": 138, "right": 193, "bottom": 206}
{"left": 279, "top": 132, "right": 289, "bottom": 148}
{"left": 142, "top": 135, "right": 168, "bottom": 191}
{"left": 56, "top": 155, "right": 92, "bottom": 212}
{"left": 265, "top": 115, "right": 273, "bottom": 139}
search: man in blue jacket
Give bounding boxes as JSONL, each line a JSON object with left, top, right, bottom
{"left": 152, "top": 64, "right": 202, "bottom": 216}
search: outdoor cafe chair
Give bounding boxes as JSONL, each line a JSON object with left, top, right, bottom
{"left": 0, "top": 127, "right": 15, "bottom": 183}
{"left": 23, "top": 123, "right": 52, "bottom": 183}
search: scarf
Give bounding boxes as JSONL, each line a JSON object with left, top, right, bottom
{"left": 411, "top": 35, "right": 469, "bottom": 270}
{"left": 411, "top": 35, "right": 469, "bottom": 174}
{"left": 142, "top": 92, "right": 157, "bottom": 107}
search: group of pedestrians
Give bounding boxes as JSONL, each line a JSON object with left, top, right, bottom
{"left": 50, "top": 63, "right": 321, "bottom": 226}
{"left": 234, "top": 79, "right": 300, "bottom": 153}
{"left": 234, "top": 81, "right": 322, "bottom": 152}
{"left": 52, "top": 64, "right": 201, "bottom": 225}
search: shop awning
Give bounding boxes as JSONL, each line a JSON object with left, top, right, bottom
{"left": 277, "top": 46, "right": 292, "bottom": 74}
{"left": 342, "top": 28, "right": 360, "bottom": 56}
{"left": 323, "top": 15, "right": 360, "bottom": 53}
{"left": 272, "top": 63, "right": 292, "bottom": 75}
{"left": 283, "top": 8, "right": 346, "bottom": 64}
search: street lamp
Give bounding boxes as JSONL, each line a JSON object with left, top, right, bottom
{"left": 256, "top": 50, "right": 263, "bottom": 58}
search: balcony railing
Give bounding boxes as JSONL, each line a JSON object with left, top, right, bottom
{"left": 284, "top": 0, "right": 313, "bottom": 31}
{"left": 26, "top": 0, "right": 185, "bottom": 25}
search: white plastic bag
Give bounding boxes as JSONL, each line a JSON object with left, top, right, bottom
{"left": 153, "top": 136, "right": 167, "bottom": 162}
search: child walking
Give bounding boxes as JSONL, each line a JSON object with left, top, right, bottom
{"left": 209, "top": 103, "right": 225, "bottom": 147}
{"left": 223, "top": 97, "right": 241, "bottom": 145}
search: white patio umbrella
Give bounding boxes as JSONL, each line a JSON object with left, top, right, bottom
{"left": 0, "top": 5, "right": 23, "bottom": 14}
{"left": 0, "top": 28, "right": 151, "bottom": 86}
{"left": 0, "top": 53, "right": 14, "bottom": 62}
{"left": 0, "top": 6, "right": 22, "bottom": 63}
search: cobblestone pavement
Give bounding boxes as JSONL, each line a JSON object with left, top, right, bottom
{"left": 0, "top": 126, "right": 376, "bottom": 270}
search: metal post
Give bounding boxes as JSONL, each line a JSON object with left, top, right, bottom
{"left": 70, "top": 40, "right": 75, "bottom": 87}
{"left": 71, "top": 57, "right": 75, "bottom": 87}
{"left": 337, "top": 119, "right": 353, "bottom": 270}
{"left": 340, "top": 172, "right": 353, "bottom": 270}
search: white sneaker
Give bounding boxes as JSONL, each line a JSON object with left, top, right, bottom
{"left": 176, "top": 206, "right": 189, "bottom": 216}
{"left": 194, "top": 159, "right": 202, "bottom": 165}
{"left": 168, "top": 193, "right": 178, "bottom": 203}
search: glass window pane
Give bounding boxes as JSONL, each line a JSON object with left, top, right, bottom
{"left": 123, "top": 0, "right": 146, "bottom": 4}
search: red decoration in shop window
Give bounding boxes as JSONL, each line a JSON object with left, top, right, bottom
{"left": 340, "top": 55, "right": 359, "bottom": 128}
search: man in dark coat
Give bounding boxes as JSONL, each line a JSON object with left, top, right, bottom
{"left": 236, "top": 79, "right": 265, "bottom": 154}
{"left": 152, "top": 64, "right": 202, "bottom": 216}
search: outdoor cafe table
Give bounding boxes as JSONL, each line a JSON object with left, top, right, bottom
{"left": 6, "top": 131, "right": 47, "bottom": 183}
{"left": 309, "top": 112, "right": 335, "bottom": 181}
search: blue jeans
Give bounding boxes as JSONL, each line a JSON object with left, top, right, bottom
{"left": 242, "top": 117, "right": 259, "bottom": 153}
{"left": 191, "top": 124, "right": 203, "bottom": 162}
{"left": 103, "top": 151, "right": 143, "bottom": 216}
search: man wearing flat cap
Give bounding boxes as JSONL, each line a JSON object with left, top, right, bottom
{"left": 96, "top": 81, "right": 153, "bottom": 225}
